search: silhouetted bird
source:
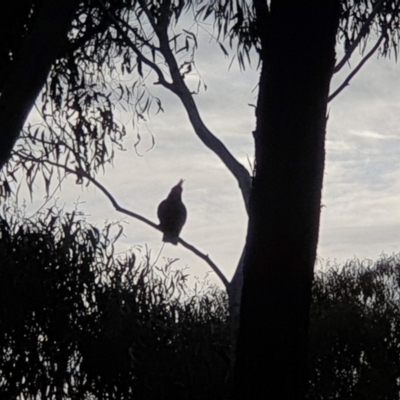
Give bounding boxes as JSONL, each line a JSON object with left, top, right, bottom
{"left": 157, "top": 180, "right": 187, "bottom": 245}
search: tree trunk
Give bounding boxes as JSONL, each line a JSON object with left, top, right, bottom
{"left": 228, "top": 247, "right": 245, "bottom": 367}
{"left": 233, "top": 2, "right": 340, "bottom": 399}
{"left": 0, "top": 0, "right": 79, "bottom": 170}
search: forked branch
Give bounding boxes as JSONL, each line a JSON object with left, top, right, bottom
{"left": 157, "top": 16, "right": 252, "bottom": 210}
{"left": 329, "top": 32, "right": 386, "bottom": 102}
{"left": 103, "top": 1, "right": 252, "bottom": 211}
{"left": 99, "top": 1, "right": 174, "bottom": 90}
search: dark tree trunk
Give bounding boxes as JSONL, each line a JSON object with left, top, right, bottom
{"left": 233, "top": 2, "right": 340, "bottom": 399}
{"left": 0, "top": 0, "right": 79, "bottom": 170}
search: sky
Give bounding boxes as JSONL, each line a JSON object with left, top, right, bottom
{"left": 19, "top": 30, "right": 400, "bottom": 288}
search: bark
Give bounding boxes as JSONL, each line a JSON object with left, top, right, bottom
{"left": 0, "top": 0, "right": 79, "bottom": 171}
{"left": 227, "top": 247, "right": 245, "bottom": 367}
{"left": 233, "top": 1, "right": 340, "bottom": 399}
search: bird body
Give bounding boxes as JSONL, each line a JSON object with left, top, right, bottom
{"left": 157, "top": 180, "right": 186, "bottom": 245}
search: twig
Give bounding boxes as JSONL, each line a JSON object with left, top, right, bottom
{"left": 137, "top": 0, "right": 158, "bottom": 31}
{"left": 27, "top": 174, "right": 67, "bottom": 219}
{"left": 99, "top": 0, "right": 173, "bottom": 90}
{"left": 179, "top": 238, "right": 229, "bottom": 288}
{"left": 151, "top": 242, "right": 165, "bottom": 268}
{"left": 328, "top": 33, "right": 385, "bottom": 102}
{"left": 334, "top": 0, "right": 385, "bottom": 74}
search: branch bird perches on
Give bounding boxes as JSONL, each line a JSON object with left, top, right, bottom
{"left": 12, "top": 153, "right": 230, "bottom": 288}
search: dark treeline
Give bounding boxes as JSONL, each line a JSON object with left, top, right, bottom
{"left": 1, "top": 209, "right": 400, "bottom": 399}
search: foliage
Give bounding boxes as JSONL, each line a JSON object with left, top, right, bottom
{"left": 309, "top": 256, "right": 400, "bottom": 400}
{"left": 203, "top": 0, "right": 400, "bottom": 68}
{"left": 0, "top": 207, "right": 230, "bottom": 400}
{"left": 0, "top": 0, "right": 218, "bottom": 199}
{"left": 2, "top": 208, "right": 400, "bottom": 399}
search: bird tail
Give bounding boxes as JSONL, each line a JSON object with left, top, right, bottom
{"left": 163, "top": 232, "right": 179, "bottom": 245}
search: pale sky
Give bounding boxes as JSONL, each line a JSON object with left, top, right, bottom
{"left": 18, "top": 33, "right": 400, "bottom": 287}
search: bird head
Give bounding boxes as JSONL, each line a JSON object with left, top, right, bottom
{"left": 169, "top": 179, "right": 184, "bottom": 198}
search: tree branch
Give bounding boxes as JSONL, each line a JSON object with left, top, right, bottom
{"left": 137, "top": 0, "right": 158, "bottom": 32}
{"left": 13, "top": 153, "right": 230, "bottom": 288}
{"left": 99, "top": 1, "right": 173, "bottom": 90}
{"left": 66, "top": 14, "right": 110, "bottom": 56}
{"left": 334, "top": 0, "right": 385, "bottom": 74}
{"left": 156, "top": 20, "right": 252, "bottom": 210}
{"left": 328, "top": 32, "right": 385, "bottom": 102}
{"left": 103, "top": 0, "right": 252, "bottom": 210}
{"left": 178, "top": 239, "right": 230, "bottom": 288}
{"left": 109, "top": 6, "right": 160, "bottom": 54}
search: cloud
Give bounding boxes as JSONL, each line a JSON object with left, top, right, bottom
{"left": 348, "top": 129, "right": 400, "bottom": 140}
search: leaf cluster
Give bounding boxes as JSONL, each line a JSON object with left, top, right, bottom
{"left": 339, "top": 0, "right": 400, "bottom": 60}
{"left": 0, "top": 0, "right": 212, "bottom": 199}
{"left": 309, "top": 256, "right": 400, "bottom": 399}
{"left": 202, "top": 0, "right": 400, "bottom": 70}
{"left": 0, "top": 206, "right": 230, "bottom": 400}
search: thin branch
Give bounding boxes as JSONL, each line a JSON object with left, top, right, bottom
{"left": 99, "top": 1, "right": 173, "bottom": 90}
{"left": 137, "top": 0, "right": 158, "bottom": 31}
{"left": 110, "top": 7, "right": 160, "bottom": 54}
{"left": 13, "top": 153, "right": 230, "bottom": 288}
{"left": 179, "top": 238, "right": 230, "bottom": 288}
{"left": 334, "top": 0, "right": 385, "bottom": 73}
{"left": 328, "top": 33, "right": 385, "bottom": 102}
{"left": 66, "top": 14, "right": 110, "bottom": 55}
